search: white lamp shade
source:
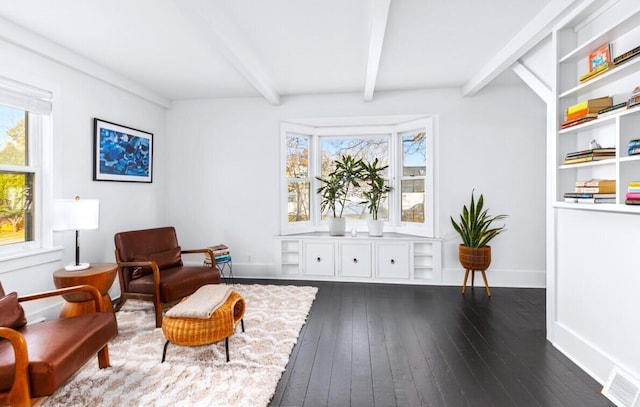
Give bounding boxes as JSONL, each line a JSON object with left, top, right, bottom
{"left": 53, "top": 199, "right": 100, "bottom": 231}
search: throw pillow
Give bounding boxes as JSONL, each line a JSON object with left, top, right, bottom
{"left": 130, "top": 246, "right": 183, "bottom": 279}
{"left": 0, "top": 292, "right": 27, "bottom": 329}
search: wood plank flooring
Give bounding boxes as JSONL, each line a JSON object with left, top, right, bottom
{"left": 240, "top": 279, "right": 614, "bottom": 407}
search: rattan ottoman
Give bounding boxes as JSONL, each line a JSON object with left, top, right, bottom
{"left": 161, "top": 285, "right": 245, "bottom": 362}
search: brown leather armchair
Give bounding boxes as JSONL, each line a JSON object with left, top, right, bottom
{"left": 114, "top": 226, "right": 220, "bottom": 327}
{"left": 0, "top": 282, "right": 117, "bottom": 407}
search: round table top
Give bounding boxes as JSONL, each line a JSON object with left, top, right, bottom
{"left": 53, "top": 262, "right": 117, "bottom": 278}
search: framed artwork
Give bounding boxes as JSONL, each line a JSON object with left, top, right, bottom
{"left": 93, "top": 118, "right": 153, "bottom": 183}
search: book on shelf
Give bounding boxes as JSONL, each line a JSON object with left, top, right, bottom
{"left": 597, "top": 102, "right": 627, "bottom": 117}
{"left": 564, "top": 110, "right": 598, "bottom": 121}
{"left": 628, "top": 181, "right": 640, "bottom": 188}
{"left": 628, "top": 86, "right": 640, "bottom": 109}
{"left": 628, "top": 187, "right": 640, "bottom": 193}
{"left": 564, "top": 196, "right": 616, "bottom": 204}
{"left": 626, "top": 192, "right": 640, "bottom": 200}
{"left": 560, "top": 116, "right": 598, "bottom": 129}
{"left": 578, "top": 63, "right": 611, "bottom": 82}
{"left": 612, "top": 44, "right": 640, "bottom": 66}
{"left": 566, "top": 97, "right": 612, "bottom": 115}
{"left": 563, "top": 192, "right": 615, "bottom": 198}
{"left": 589, "top": 43, "right": 611, "bottom": 70}
{"left": 575, "top": 179, "right": 616, "bottom": 187}
{"left": 574, "top": 186, "right": 616, "bottom": 193}
{"left": 564, "top": 148, "right": 615, "bottom": 159}
{"left": 625, "top": 199, "right": 640, "bottom": 205}
{"left": 562, "top": 155, "right": 613, "bottom": 165}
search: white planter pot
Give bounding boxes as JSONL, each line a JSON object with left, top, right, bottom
{"left": 367, "top": 219, "right": 384, "bottom": 236}
{"left": 329, "top": 217, "right": 346, "bottom": 236}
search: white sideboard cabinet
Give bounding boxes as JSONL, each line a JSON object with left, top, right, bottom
{"left": 274, "top": 233, "right": 442, "bottom": 284}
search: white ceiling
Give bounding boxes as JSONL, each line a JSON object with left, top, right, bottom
{"left": 0, "top": 0, "right": 554, "bottom": 105}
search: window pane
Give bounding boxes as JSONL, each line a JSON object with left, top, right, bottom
{"left": 320, "top": 137, "right": 388, "bottom": 177}
{"left": 288, "top": 181, "right": 310, "bottom": 222}
{"left": 401, "top": 179, "right": 424, "bottom": 223}
{"left": 402, "top": 131, "right": 426, "bottom": 176}
{"left": 319, "top": 136, "right": 388, "bottom": 221}
{"left": 286, "top": 135, "right": 309, "bottom": 178}
{"left": 0, "top": 105, "right": 28, "bottom": 166}
{"left": 0, "top": 172, "right": 34, "bottom": 245}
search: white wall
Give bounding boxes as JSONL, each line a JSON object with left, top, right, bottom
{"left": 0, "top": 37, "right": 167, "bottom": 317}
{"left": 166, "top": 85, "right": 547, "bottom": 286}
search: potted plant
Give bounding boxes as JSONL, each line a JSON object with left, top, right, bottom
{"left": 316, "top": 155, "right": 363, "bottom": 236}
{"left": 360, "top": 158, "right": 392, "bottom": 236}
{"left": 450, "top": 191, "right": 507, "bottom": 272}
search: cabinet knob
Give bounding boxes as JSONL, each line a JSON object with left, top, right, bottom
{"left": 390, "top": 259, "right": 395, "bottom": 264}
{"left": 353, "top": 258, "right": 358, "bottom": 263}
{"left": 317, "top": 257, "right": 321, "bottom": 262}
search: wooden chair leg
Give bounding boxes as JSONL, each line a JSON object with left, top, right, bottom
{"left": 97, "top": 346, "right": 111, "bottom": 368}
{"left": 461, "top": 269, "right": 470, "bottom": 294}
{"left": 481, "top": 270, "right": 491, "bottom": 297}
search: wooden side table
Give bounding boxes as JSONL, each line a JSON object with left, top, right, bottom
{"left": 53, "top": 263, "right": 118, "bottom": 318}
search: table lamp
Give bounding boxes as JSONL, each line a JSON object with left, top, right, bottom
{"left": 53, "top": 196, "right": 100, "bottom": 271}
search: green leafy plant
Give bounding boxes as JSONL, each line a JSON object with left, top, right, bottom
{"left": 316, "top": 155, "right": 364, "bottom": 218}
{"left": 450, "top": 191, "right": 507, "bottom": 248}
{"left": 360, "top": 158, "right": 392, "bottom": 220}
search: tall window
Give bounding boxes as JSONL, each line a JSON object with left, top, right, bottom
{"left": 0, "top": 76, "right": 51, "bottom": 253}
{"left": 280, "top": 116, "right": 436, "bottom": 236}
{"left": 0, "top": 105, "right": 33, "bottom": 245}
{"left": 286, "top": 134, "right": 310, "bottom": 223}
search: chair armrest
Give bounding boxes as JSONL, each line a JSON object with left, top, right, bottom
{"left": 18, "top": 285, "right": 106, "bottom": 313}
{"left": 116, "top": 260, "right": 162, "bottom": 286}
{"left": 0, "top": 327, "right": 30, "bottom": 406}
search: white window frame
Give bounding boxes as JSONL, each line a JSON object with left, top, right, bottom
{"left": 280, "top": 114, "right": 437, "bottom": 237}
{"left": 0, "top": 76, "right": 53, "bottom": 259}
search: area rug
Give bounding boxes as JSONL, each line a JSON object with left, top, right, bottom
{"left": 39, "top": 284, "right": 318, "bottom": 407}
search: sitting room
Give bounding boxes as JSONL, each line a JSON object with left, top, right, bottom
{"left": 1, "top": 0, "right": 639, "bottom": 406}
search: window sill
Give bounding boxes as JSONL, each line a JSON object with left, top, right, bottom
{"left": 0, "top": 246, "right": 63, "bottom": 274}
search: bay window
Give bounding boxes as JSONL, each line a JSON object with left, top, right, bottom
{"left": 280, "top": 115, "right": 436, "bottom": 237}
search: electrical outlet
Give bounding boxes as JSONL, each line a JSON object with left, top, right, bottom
{"left": 247, "top": 255, "right": 252, "bottom": 263}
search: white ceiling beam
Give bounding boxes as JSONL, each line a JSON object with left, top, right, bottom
{"left": 512, "top": 61, "right": 552, "bottom": 103}
{"left": 462, "top": 0, "right": 594, "bottom": 97}
{"left": 363, "top": 0, "right": 391, "bottom": 102}
{"left": 174, "top": 0, "right": 280, "bottom": 106}
{"left": 0, "top": 16, "right": 171, "bottom": 109}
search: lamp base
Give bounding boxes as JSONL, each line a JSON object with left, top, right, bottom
{"left": 64, "top": 263, "right": 90, "bottom": 271}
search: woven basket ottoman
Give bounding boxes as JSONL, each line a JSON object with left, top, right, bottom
{"left": 161, "top": 285, "right": 245, "bottom": 362}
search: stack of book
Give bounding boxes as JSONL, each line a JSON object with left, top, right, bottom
{"left": 204, "top": 244, "right": 231, "bottom": 265}
{"left": 628, "top": 139, "right": 640, "bottom": 156}
{"left": 612, "top": 44, "right": 640, "bottom": 67}
{"left": 625, "top": 182, "right": 640, "bottom": 205}
{"left": 562, "top": 147, "right": 615, "bottom": 165}
{"left": 564, "top": 179, "right": 616, "bottom": 204}
{"left": 561, "top": 96, "right": 612, "bottom": 129}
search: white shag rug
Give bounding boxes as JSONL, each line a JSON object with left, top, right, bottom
{"left": 39, "top": 284, "right": 318, "bottom": 407}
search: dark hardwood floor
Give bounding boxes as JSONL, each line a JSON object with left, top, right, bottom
{"left": 240, "top": 279, "right": 614, "bottom": 407}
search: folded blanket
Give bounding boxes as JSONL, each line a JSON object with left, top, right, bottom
{"left": 166, "top": 285, "right": 232, "bottom": 319}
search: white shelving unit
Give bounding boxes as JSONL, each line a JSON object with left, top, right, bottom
{"left": 554, "top": 6, "right": 640, "bottom": 213}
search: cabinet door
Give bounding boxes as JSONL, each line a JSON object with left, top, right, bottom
{"left": 376, "top": 242, "right": 410, "bottom": 279}
{"left": 303, "top": 242, "right": 334, "bottom": 276}
{"left": 339, "top": 242, "right": 371, "bottom": 277}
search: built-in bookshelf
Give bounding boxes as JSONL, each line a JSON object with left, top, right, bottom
{"left": 554, "top": 5, "right": 640, "bottom": 213}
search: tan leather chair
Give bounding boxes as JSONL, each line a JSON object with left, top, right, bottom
{"left": 114, "top": 226, "right": 220, "bottom": 327}
{"left": 0, "top": 282, "right": 117, "bottom": 407}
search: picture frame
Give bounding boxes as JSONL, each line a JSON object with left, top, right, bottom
{"left": 93, "top": 118, "right": 153, "bottom": 183}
